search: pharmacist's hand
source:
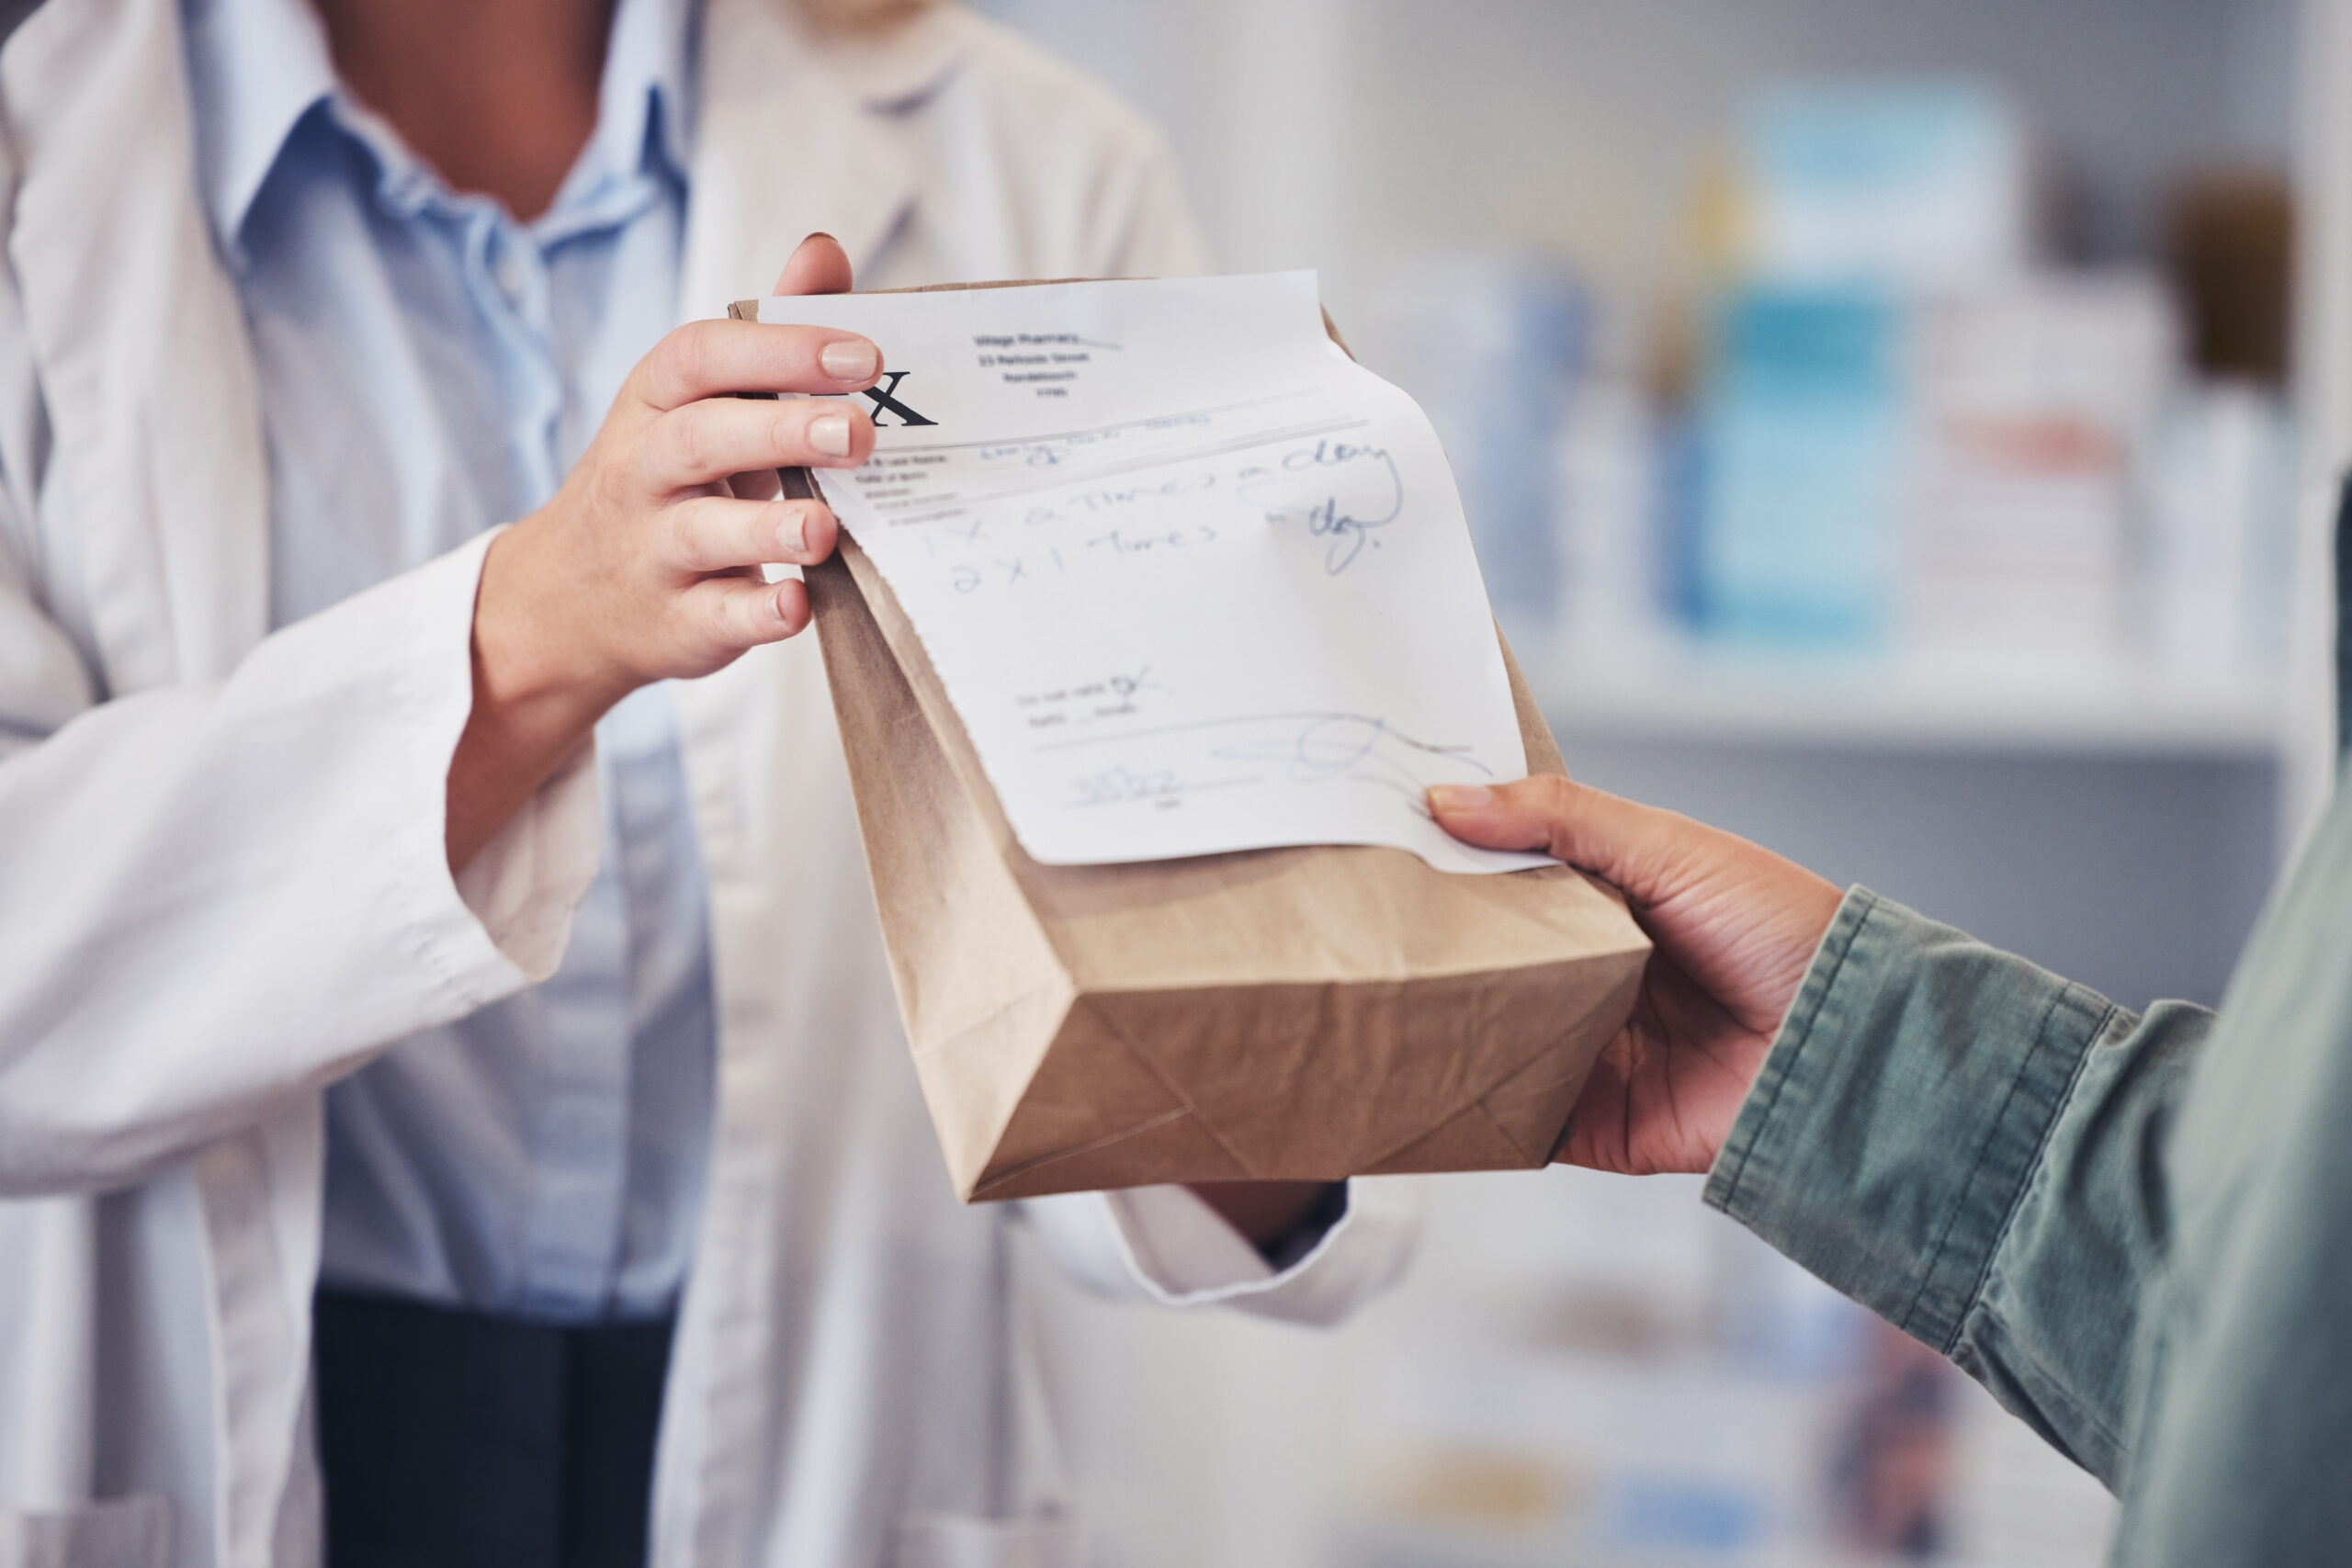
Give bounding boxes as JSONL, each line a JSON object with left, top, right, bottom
{"left": 1428, "top": 778, "right": 1843, "bottom": 1177}
{"left": 450, "top": 233, "right": 869, "bottom": 870}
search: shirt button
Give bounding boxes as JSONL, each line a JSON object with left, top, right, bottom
{"left": 492, "top": 246, "right": 531, "bottom": 306}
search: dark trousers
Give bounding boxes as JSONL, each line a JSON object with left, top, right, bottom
{"left": 312, "top": 1288, "right": 674, "bottom": 1568}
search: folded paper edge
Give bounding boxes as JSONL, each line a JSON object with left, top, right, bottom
{"left": 968, "top": 943, "right": 1649, "bottom": 1199}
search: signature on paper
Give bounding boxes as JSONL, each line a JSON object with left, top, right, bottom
{"left": 1041, "top": 711, "right": 1491, "bottom": 817}
{"left": 1063, "top": 763, "right": 1261, "bottom": 811}
{"left": 1068, "top": 766, "right": 1182, "bottom": 807}
{"left": 1208, "top": 712, "right": 1486, "bottom": 806}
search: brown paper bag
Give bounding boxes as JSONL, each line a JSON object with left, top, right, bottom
{"left": 804, "top": 531, "right": 1650, "bottom": 1201}
{"left": 750, "top": 280, "right": 1652, "bottom": 1201}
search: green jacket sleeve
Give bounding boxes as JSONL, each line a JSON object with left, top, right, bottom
{"left": 1702, "top": 888, "right": 2209, "bottom": 1486}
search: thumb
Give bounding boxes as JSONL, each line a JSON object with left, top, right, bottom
{"left": 775, "top": 231, "right": 853, "bottom": 297}
{"left": 1428, "top": 775, "right": 1712, "bottom": 909}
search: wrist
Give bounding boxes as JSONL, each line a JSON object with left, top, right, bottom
{"left": 472, "top": 519, "right": 631, "bottom": 731}
{"left": 1187, "top": 1179, "right": 1340, "bottom": 1252}
{"left": 446, "top": 523, "right": 623, "bottom": 872}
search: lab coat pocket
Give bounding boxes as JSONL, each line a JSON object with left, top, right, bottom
{"left": 0, "top": 1495, "right": 170, "bottom": 1568}
{"left": 890, "top": 1510, "right": 1080, "bottom": 1568}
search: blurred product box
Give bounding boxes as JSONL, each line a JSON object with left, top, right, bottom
{"left": 2145, "top": 383, "right": 2295, "bottom": 679}
{"left": 1676, "top": 82, "right": 2035, "bottom": 655}
{"left": 1738, "top": 81, "right": 2032, "bottom": 290}
{"left": 1668, "top": 80, "right": 2232, "bottom": 669}
{"left": 1377, "top": 78, "right": 2292, "bottom": 684}
{"left": 1907, "top": 276, "right": 2178, "bottom": 664}
{"left": 1551, "top": 375, "right": 1666, "bottom": 660}
{"left": 1363, "top": 259, "right": 1589, "bottom": 636}
{"left": 1690, "top": 285, "right": 1906, "bottom": 649}
{"left": 1680, "top": 274, "right": 2222, "bottom": 669}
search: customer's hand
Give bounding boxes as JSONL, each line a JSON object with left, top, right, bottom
{"left": 448, "top": 232, "right": 869, "bottom": 870}
{"left": 1429, "top": 778, "right": 1843, "bottom": 1176}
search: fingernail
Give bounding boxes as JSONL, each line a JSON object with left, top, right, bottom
{"left": 809, "top": 413, "right": 854, "bottom": 457}
{"left": 820, "top": 339, "right": 878, "bottom": 381}
{"left": 775, "top": 507, "right": 807, "bottom": 557}
{"left": 1428, "top": 784, "right": 1494, "bottom": 812}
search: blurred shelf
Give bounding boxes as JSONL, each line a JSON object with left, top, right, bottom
{"left": 1329, "top": 1519, "right": 1575, "bottom": 1568}
{"left": 1528, "top": 637, "right": 2290, "bottom": 759}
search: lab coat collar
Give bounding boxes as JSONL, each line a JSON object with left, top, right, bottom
{"left": 808, "top": 1, "right": 975, "bottom": 112}
{"left": 1, "top": 0, "right": 273, "bottom": 692}
{"left": 678, "top": 0, "right": 974, "bottom": 313}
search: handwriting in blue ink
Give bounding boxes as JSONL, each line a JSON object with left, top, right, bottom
{"left": 1237, "top": 439, "right": 1404, "bottom": 575}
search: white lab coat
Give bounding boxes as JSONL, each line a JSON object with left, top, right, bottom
{"left": 0, "top": 2, "right": 1419, "bottom": 1565}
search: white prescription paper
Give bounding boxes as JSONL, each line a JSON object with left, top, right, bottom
{"left": 756, "top": 273, "right": 1548, "bottom": 874}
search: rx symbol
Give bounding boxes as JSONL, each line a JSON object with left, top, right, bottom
{"left": 856, "top": 371, "right": 938, "bottom": 428}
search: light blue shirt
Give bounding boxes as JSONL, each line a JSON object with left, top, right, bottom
{"left": 186, "top": 0, "right": 717, "bottom": 1323}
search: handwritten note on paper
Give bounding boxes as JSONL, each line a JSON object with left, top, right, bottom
{"left": 756, "top": 273, "right": 1549, "bottom": 874}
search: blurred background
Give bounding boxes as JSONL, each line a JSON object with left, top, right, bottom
{"left": 968, "top": 2, "right": 2349, "bottom": 1563}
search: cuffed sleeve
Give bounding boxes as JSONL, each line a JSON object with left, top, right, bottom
{"left": 1023, "top": 1176, "right": 1421, "bottom": 1327}
{"left": 452, "top": 728, "right": 600, "bottom": 982}
{"left": 0, "top": 531, "right": 602, "bottom": 1195}
{"left": 1100, "top": 1186, "right": 1283, "bottom": 1297}
{"left": 1705, "top": 888, "right": 2208, "bottom": 1483}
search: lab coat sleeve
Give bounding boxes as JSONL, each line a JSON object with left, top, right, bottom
{"left": 0, "top": 525, "right": 601, "bottom": 1197}
{"left": 1021, "top": 1178, "right": 1422, "bottom": 1327}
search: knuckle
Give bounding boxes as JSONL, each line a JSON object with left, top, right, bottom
{"left": 1522, "top": 773, "right": 1577, "bottom": 815}
{"left": 692, "top": 589, "right": 737, "bottom": 649}
{"left": 771, "top": 405, "right": 804, "bottom": 455}
{"left": 667, "top": 406, "right": 713, "bottom": 479}
{"left": 763, "top": 501, "right": 799, "bottom": 555}
{"left": 643, "top": 335, "right": 684, "bottom": 406}
{"left": 661, "top": 500, "right": 705, "bottom": 567}
{"left": 658, "top": 324, "right": 715, "bottom": 403}
{"left": 747, "top": 504, "right": 785, "bottom": 562}
{"left": 772, "top": 581, "right": 808, "bottom": 635}
{"left": 741, "top": 584, "right": 784, "bottom": 641}
{"left": 706, "top": 590, "right": 740, "bottom": 642}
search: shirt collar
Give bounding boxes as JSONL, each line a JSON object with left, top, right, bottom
{"left": 602, "top": 0, "right": 697, "bottom": 186}
{"left": 184, "top": 0, "right": 337, "bottom": 254}
{"left": 541, "top": 0, "right": 696, "bottom": 238}
{"left": 184, "top": 0, "right": 695, "bottom": 255}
